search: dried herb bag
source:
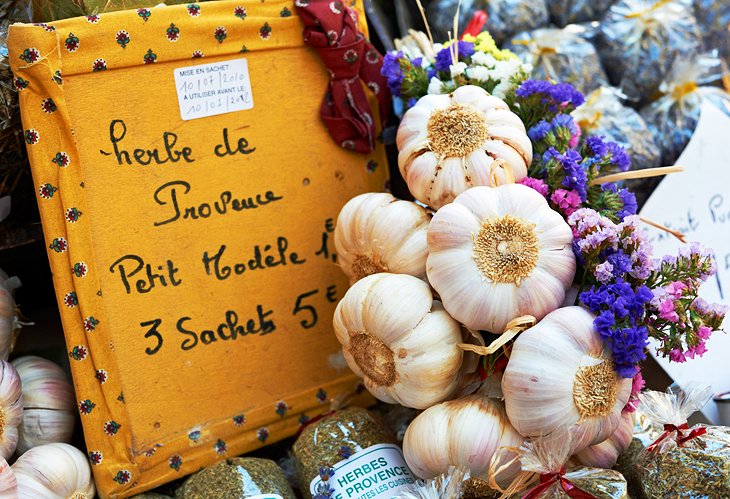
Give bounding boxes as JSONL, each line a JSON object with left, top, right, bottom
{"left": 426, "top": 0, "right": 549, "bottom": 46}
{"left": 693, "top": 0, "right": 730, "bottom": 66}
{"left": 176, "top": 457, "right": 296, "bottom": 499}
{"left": 506, "top": 26, "right": 608, "bottom": 96}
{"left": 292, "top": 406, "right": 417, "bottom": 499}
{"left": 597, "top": 0, "right": 702, "bottom": 104}
{"left": 633, "top": 384, "right": 730, "bottom": 499}
{"left": 639, "top": 53, "right": 730, "bottom": 165}
{"left": 546, "top": 0, "right": 615, "bottom": 27}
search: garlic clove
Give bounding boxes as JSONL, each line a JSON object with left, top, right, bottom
{"left": 572, "top": 411, "right": 635, "bottom": 469}
{"left": 334, "top": 193, "right": 430, "bottom": 284}
{"left": 0, "top": 458, "right": 17, "bottom": 498}
{"left": 0, "top": 361, "right": 23, "bottom": 460}
{"left": 12, "top": 443, "right": 95, "bottom": 499}
{"left": 0, "top": 271, "right": 22, "bottom": 361}
{"left": 403, "top": 395, "right": 523, "bottom": 485}
{"left": 333, "top": 273, "right": 465, "bottom": 409}
{"left": 502, "top": 307, "right": 632, "bottom": 453}
{"left": 11, "top": 356, "right": 75, "bottom": 454}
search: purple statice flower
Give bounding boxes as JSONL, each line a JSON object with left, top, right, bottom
{"left": 585, "top": 135, "right": 608, "bottom": 158}
{"left": 569, "top": 208, "right": 619, "bottom": 253}
{"left": 382, "top": 51, "right": 405, "bottom": 96}
{"left": 607, "top": 141, "right": 631, "bottom": 172}
{"left": 551, "top": 82, "right": 585, "bottom": 108}
{"left": 519, "top": 176, "right": 549, "bottom": 197}
{"left": 544, "top": 147, "right": 588, "bottom": 201}
{"left": 617, "top": 188, "right": 637, "bottom": 220}
{"left": 515, "top": 79, "right": 553, "bottom": 98}
{"left": 528, "top": 120, "right": 551, "bottom": 142}
{"left": 434, "top": 41, "right": 475, "bottom": 72}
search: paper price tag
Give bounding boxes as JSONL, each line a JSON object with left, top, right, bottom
{"left": 174, "top": 59, "right": 254, "bottom": 120}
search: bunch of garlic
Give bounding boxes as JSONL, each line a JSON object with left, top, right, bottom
{"left": 11, "top": 356, "right": 75, "bottom": 454}
{"left": 334, "top": 192, "right": 430, "bottom": 284}
{"left": 333, "top": 273, "right": 467, "bottom": 409}
{"left": 403, "top": 395, "right": 523, "bottom": 485}
{"left": 427, "top": 184, "right": 575, "bottom": 333}
{"left": 12, "top": 443, "right": 95, "bottom": 498}
{"left": 397, "top": 85, "right": 532, "bottom": 210}
{"left": 0, "top": 270, "right": 22, "bottom": 361}
{"left": 0, "top": 361, "right": 22, "bottom": 460}
{"left": 502, "top": 307, "right": 632, "bottom": 453}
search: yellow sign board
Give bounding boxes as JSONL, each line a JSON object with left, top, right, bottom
{"left": 10, "top": 2, "right": 385, "bottom": 496}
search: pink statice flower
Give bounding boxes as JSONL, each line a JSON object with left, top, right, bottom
{"left": 550, "top": 188, "right": 582, "bottom": 217}
{"left": 669, "top": 348, "right": 687, "bottom": 363}
{"left": 658, "top": 298, "right": 679, "bottom": 322}
{"left": 518, "top": 176, "right": 549, "bottom": 197}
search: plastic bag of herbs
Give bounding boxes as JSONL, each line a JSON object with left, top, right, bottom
{"left": 492, "top": 431, "right": 629, "bottom": 498}
{"left": 631, "top": 383, "right": 730, "bottom": 499}
{"left": 639, "top": 52, "right": 730, "bottom": 166}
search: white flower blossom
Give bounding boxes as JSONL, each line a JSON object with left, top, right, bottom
{"left": 466, "top": 65, "right": 492, "bottom": 82}
{"left": 450, "top": 62, "right": 468, "bottom": 78}
{"left": 471, "top": 50, "right": 497, "bottom": 67}
{"left": 427, "top": 76, "right": 445, "bottom": 95}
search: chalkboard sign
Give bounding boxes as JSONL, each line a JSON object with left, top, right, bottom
{"left": 9, "top": 2, "right": 386, "bottom": 496}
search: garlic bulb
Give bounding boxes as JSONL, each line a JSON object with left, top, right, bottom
{"left": 0, "top": 458, "right": 16, "bottom": 498}
{"left": 403, "top": 395, "right": 523, "bottom": 484}
{"left": 12, "top": 443, "right": 95, "bottom": 498}
{"left": 397, "top": 85, "right": 532, "bottom": 210}
{"left": 0, "top": 270, "right": 22, "bottom": 361}
{"left": 572, "top": 411, "right": 634, "bottom": 469}
{"left": 334, "top": 193, "right": 430, "bottom": 284}
{"left": 333, "top": 273, "right": 465, "bottom": 409}
{"left": 11, "top": 356, "right": 75, "bottom": 454}
{"left": 427, "top": 184, "right": 575, "bottom": 333}
{"left": 0, "top": 361, "right": 23, "bottom": 459}
{"left": 502, "top": 307, "right": 632, "bottom": 453}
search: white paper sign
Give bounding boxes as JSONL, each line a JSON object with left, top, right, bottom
{"left": 640, "top": 101, "right": 730, "bottom": 424}
{"left": 174, "top": 59, "right": 254, "bottom": 120}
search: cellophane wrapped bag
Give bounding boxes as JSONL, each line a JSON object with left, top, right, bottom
{"left": 639, "top": 52, "right": 730, "bottom": 165}
{"left": 506, "top": 25, "right": 608, "bottom": 95}
{"left": 597, "top": 0, "right": 702, "bottom": 104}
{"left": 632, "top": 383, "right": 730, "bottom": 499}
{"left": 498, "top": 432, "right": 629, "bottom": 498}
{"left": 546, "top": 0, "right": 614, "bottom": 27}
{"left": 426, "top": 0, "right": 549, "bottom": 46}
{"left": 395, "top": 466, "right": 470, "bottom": 499}
{"left": 692, "top": 0, "right": 730, "bottom": 66}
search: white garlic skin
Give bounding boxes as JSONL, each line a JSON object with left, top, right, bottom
{"left": 502, "top": 307, "right": 632, "bottom": 453}
{"left": 397, "top": 85, "right": 532, "bottom": 210}
{"left": 0, "top": 271, "right": 22, "bottom": 361}
{"left": 11, "top": 356, "right": 75, "bottom": 455}
{"left": 12, "top": 443, "right": 95, "bottom": 499}
{"left": 334, "top": 192, "right": 430, "bottom": 284}
{"left": 0, "top": 361, "right": 23, "bottom": 460}
{"left": 426, "top": 184, "right": 575, "bottom": 333}
{"left": 333, "top": 273, "right": 465, "bottom": 409}
{"left": 572, "top": 411, "right": 635, "bottom": 469}
{"left": 0, "top": 458, "right": 17, "bottom": 498}
{"left": 403, "top": 395, "right": 523, "bottom": 484}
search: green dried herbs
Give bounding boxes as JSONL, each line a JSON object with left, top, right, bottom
{"left": 176, "top": 457, "right": 295, "bottom": 499}
{"left": 292, "top": 407, "right": 393, "bottom": 499}
{"left": 635, "top": 426, "right": 730, "bottom": 499}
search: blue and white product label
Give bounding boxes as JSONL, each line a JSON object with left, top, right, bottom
{"left": 309, "top": 443, "right": 416, "bottom": 499}
{"left": 248, "top": 495, "right": 283, "bottom": 499}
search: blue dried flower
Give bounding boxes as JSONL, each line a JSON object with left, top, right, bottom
{"left": 434, "top": 41, "right": 475, "bottom": 72}
{"left": 382, "top": 51, "right": 405, "bottom": 96}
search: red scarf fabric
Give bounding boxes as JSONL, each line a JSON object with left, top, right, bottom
{"left": 295, "top": 0, "right": 391, "bottom": 154}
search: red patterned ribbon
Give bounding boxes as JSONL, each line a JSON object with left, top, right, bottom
{"left": 646, "top": 423, "right": 707, "bottom": 453}
{"left": 295, "top": 0, "right": 391, "bottom": 154}
{"left": 523, "top": 467, "right": 598, "bottom": 499}
{"left": 461, "top": 10, "right": 488, "bottom": 38}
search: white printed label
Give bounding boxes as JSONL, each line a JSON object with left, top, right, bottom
{"left": 249, "top": 495, "right": 283, "bottom": 499}
{"left": 174, "top": 59, "right": 254, "bottom": 120}
{"left": 309, "top": 444, "right": 416, "bottom": 499}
